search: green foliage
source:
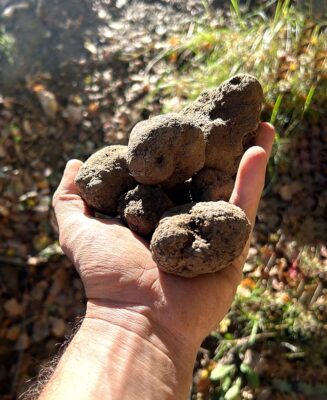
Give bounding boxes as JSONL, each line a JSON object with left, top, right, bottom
{"left": 0, "top": 28, "right": 14, "bottom": 63}
{"left": 224, "top": 378, "right": 241, "bottom": 400}
{"left": 240, "top": 363, "right": 260, "bottom": 389}
{"left": 154, "top": 1, "right": 325, "bottom": 138}
{"left": 210, "top": 364, "right": 235, "bottom": 381}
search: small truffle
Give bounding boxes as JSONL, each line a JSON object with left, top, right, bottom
{"left": 127, "top": 113, "right": 205, "bottom": 187}
{"left": 118, "top": 185, "right": 174, "bottom": 237}
{"left": 75, "top": 145, "right": 135, "bottom": 215}
{"left": 150, "top": 201, "right": 251, "bottom": 277}
{"left": 191, "top": 168, "right": 234, "bottom": 202}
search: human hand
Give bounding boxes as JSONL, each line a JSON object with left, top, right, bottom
{"left": 50, "top": 122, "right": 274, "bottom": 399}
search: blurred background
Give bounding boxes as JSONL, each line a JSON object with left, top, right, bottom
{"left": 0, "top": 0, "right": 326, "bottom": 399}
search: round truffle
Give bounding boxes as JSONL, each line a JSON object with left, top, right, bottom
{"left": 150, "top": 201, "right": 251, "bottom": 277}
{"left": 118, "top": 185, "right": 173, "bottom": 237}
{"left": 75, "top": 145, "right": 135, "bottom": 215}
{"left": 127, "top": 113, "right": 205, "bottom": 188}
{"left": 191, "top": 168, "right": 234, "bottom": 202}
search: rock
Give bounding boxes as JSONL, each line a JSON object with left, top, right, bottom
{"left": 62, "top": 105, "right": 83, "bottom": 125}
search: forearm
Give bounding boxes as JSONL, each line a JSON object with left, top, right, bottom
{"left": 39, "top": 305, "right": 196, "bottom": 400}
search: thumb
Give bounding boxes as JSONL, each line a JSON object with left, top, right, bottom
{"left": 230, "top": 122, "right": 275, "bottom": 226}
{"left": 53, "top": 159, "right": 90, "bottom": 231}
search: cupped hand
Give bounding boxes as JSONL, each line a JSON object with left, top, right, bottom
{"left": 53, "top": 122, "right": 274, "bottom": 352}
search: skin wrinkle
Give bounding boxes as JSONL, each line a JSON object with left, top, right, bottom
{"left": 81, "top": 314, "right": 195, "bottom": 399}
{"left": 84, "top": 314, "right": 176, "bottom": 361}
{"left": 50, "top": 319, "right": 177, "bottom": 400}
{"left": 87, "top": 296, "right": 199, "bottom": 357}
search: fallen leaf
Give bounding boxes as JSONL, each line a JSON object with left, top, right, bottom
{"left": 4, "top": 298, "right": 24, "bottom": 317}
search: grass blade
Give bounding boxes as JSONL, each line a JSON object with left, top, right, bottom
{"left": 303, "top": 85, "right": 316, "bottom": 113}
{"left": 270, "top": 94, "right": 283, "bottom": 126}
{"left": 230, "top": 0, "right": 246, "bottom": 28}
{"left": 273, "top": 0, "right": 283, "bottom": 29}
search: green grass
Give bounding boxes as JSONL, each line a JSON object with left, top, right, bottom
{"left": 151, "top": 0, "right": 326, "bottom": 181}
{"left": 146, "top": 0, "right": 326, "bottom": 200}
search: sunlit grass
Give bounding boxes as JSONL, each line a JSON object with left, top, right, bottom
{"left": 153, "top": 1, "right": 326, "bottom": 134}
{"left": 149, "top": 0, "right": 326, "bottom": 196}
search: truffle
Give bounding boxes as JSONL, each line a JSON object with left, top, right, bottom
{"left": 190, "top": 168, "right": 234, "bottom": 202}
{"left": 75, "top": 145, "right": 135, "bottom": 215}
{"left": 118, "top": 185, "right": 173, "bottom": 237}
{"left": 182, "top": 74, "right": 263, "bottom": 176}
{"left": 150, "top": 201, "right": 251, "bottom": 277}
{"left": 127, "top": 113, "right": 205, "bottom": 188}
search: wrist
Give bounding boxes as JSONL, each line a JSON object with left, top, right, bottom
{"left": 41, "top": 308, "right": 196, "bottom": 400}
{"left": 86, "top": 299, "right": 198, "bottom": 357}
{"left": 84, "top": 300, "right": 197, "bottom": 399}
{"left": 77, "top": 303, "right": 196, "bottom": 400}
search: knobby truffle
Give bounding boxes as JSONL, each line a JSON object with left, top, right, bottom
{"left": 182, "top": 74, "right": 263, "bottom": 177}
{"left": 191, "top": 168, "right": 234, "bottom": 202}
{"left": 150, "top": 201, "right": 251, "bottom": 277}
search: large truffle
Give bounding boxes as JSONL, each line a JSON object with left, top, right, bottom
{"left": 75, "top": 145, "right": 135, "bottom": 215}
{"left": 150, "top": 201, "right": 251, "bottom": 277}
{"left": 182, "top": 74, "right": 263, "bottom": 176}
{"left": 118, "top": 185, "right": 173, "bottom": 237}
{"left": 127, "top": 113, "right": 205, "bottom": 188}
{"left": 191, "top": 168, "right": 234, "bottom": 202}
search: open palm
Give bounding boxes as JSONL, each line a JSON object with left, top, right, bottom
{"left": 53, "top": 122, "right": 274, "bottom": 350}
